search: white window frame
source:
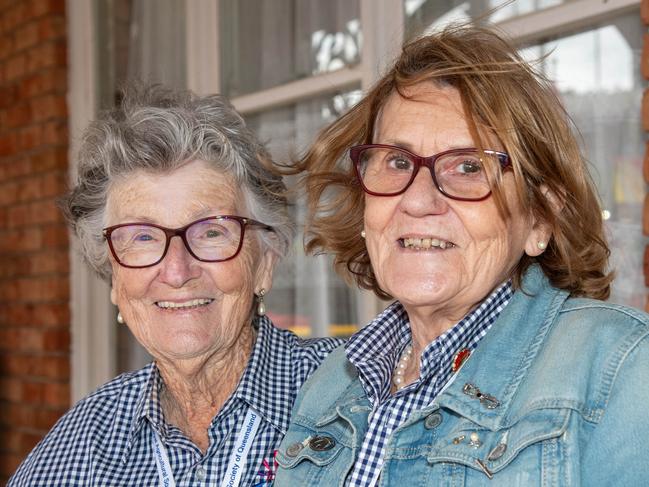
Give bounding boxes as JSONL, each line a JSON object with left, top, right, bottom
{"left": 67, "top": 0, "right": 640, "bottom": 400}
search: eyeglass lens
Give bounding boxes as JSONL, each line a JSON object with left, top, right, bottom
{"left": 109, "top": 217, "right": 243, "bottom": 267}
{"left": 357, "top": 146, "right": 500, "bottom": 199}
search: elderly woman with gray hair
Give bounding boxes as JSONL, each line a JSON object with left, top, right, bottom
{"left": 9, "top": 85, "right": 342, "bottom": 487}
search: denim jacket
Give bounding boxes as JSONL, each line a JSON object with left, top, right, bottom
{"left": 274, "top": 267, "right": 649, "bottom": 486}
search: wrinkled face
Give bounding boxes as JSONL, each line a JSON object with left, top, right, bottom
{"left": 364, "top": 83, "right": 544, "bottom": 326}
{"left": 106, "top": 159, "right": 276, "bottom": 362}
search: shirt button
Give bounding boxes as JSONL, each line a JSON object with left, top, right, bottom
{"left": 424, "top": 412, "right": 443, "bottom": 429}
{"left": 195, "top": 466, "right": 207, "bottom": 481}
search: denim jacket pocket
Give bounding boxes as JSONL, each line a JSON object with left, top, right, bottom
{"left": 276, "top": 433, "right": 345, "bottom": 469}
{"left": 426, "top": 407, "right": 571, "bottom": 481}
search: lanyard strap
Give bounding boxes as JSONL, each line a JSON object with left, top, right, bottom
{"left": 153, "top": 430, "right": 176, "bottom": 487}
{"left": 152, "top": 407, "right": 262, "bottom": 487}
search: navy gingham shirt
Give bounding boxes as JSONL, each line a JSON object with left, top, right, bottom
{"left": 9, "top": 317, "right": 343, "bottom": 487}
{"left": 345, "top": 282, "right": 513, "bottom": 487}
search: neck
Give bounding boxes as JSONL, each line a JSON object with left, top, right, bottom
{"left": 157, "top": 325, "right": 256, "bottom": 452}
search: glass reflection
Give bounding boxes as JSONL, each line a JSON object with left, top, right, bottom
{"left": 404, "top": 0, "right": 570, "bottom": 37}
{"left": 220, "top": 0, "right": 361, "bottom": 97}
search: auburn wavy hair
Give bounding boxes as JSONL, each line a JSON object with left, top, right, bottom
{"left": 297, "top": 24, "right": 612, "bottom": 300}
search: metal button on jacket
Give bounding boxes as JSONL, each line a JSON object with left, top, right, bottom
{"left": 488, "top": 443, "right": 507, "bottom": 461}
{"left": 286, "top": 442, "right": 305, "bottom": 457}
{"left": 309, "top": 435, "right": 336, "bottom": 451}
{"left": 424, "top": 412, "right": 443, "bottom": 429}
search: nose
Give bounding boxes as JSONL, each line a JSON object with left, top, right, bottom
{"left": 397, "top": 166, "right": 449, "bottom": 216}
{"left": 157, "top": 236, "right": 200, "bottom": 287}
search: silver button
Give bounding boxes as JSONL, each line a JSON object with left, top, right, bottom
{"left": 487, "top": 443, "right": 507, "bottom": 461}
{"left": 424, "top": 412, "right": 443, "bottom": 429}
{"left": 309, "top": 435, "right": 335, "bottom": 451}
{"left": 195, "top": 466, "right": 206, "bottom": 481}
{"left": 286, "top": 442, "right": 304, "bottom": 457}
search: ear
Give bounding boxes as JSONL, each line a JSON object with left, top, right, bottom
{"left": 524, "top": 185, "right": 561, "bottom": 257}
{"left": 254, "top": 247, "right": 279, "bottom": 294}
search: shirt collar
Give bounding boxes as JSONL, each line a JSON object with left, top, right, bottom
{"left": 346, "top": 281, "right": 513, "bottom": 404}
{"left": 233, "top": 315, "right": 296, "bottom": 434}
{"left": 125, "top": 316, "right": 294, "bottom": 454}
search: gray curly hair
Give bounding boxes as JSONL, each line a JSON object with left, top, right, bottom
{"left": 62, "top": 84, "right": 293, "bottom": 280}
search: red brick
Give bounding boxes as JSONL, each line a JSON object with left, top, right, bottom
{"left": 31, "top": 93, "right": 66, "bottom": 121}
{"left": 0, "top": 302, "right": 69, "bottom": 327}
{"left": 0, "top": 33, "right": 13, "bottom": 59}
{"left": 26, "top": 248, "right": 69, "bottom": 274}
{"left": 25, "top": 39, "right": 66, "bottom": 73}
{"left": 16, "top": 124, "right": 41, "bottom": 151}
{"left": 7, "top": 199, "right": 64, "bottom": 228}
{"left": 28, "top": 0, "right": 65, "bottom": 18}
{"left": 44, "top": 381, "right": 69, "bottom": 408}
{"left": 4, "top": 52, "right": 25, "bottom": 81}
{"left": 41, "top": 118, "right": 67, "bottom": 144}
{"left": 13, "top": 20, "right": 38, "bottom": 52}
{"left": 0, "top": 402, "right": 65, "bottom": 431}
{"left": 5, "top": 101, "right": 31, "bottom": 128}
{"left": 0, "top": 377, "right": 21, "bottom": 402}
{"left": 0, "top": 156, "right": 29, "bottom": 179}
{"left": 0, "top": 180, "right": 17, "bottom": 206}
{"left": 29, "top": 145, "right": 67, "bottom": 171}
{"left": 0, "top": 227, "right": 43, "bottom": 252}
{"left": 0, "top": 353, "right": 69, "bottom": 380}
{"left": 37, "top": 14, "right": 64, "bottom": 41}
{"left": 16, "top": 67, "right": 66, "bottom": 98}
{"left": 0, "top": 84, "right": 17, "bottom": 110}
{"left": 2, "top": 3, "right": 27, "bottom": 32}
{"left": 0, "top": 132, "right": 17, "bottom": 156}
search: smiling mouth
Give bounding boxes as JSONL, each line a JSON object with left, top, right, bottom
{"left": 155, "top": 298, "right": 214, "bottom": 310}
{"left": 399, "top": 237, "right": 456, "bottom": 250}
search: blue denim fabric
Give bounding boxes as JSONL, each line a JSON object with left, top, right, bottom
{"left": 275, "top": 266, "right": 649, "bottom": 486}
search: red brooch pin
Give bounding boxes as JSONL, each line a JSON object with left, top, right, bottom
{"left": 452, "top": 348, "right": 471, "bottom": 373}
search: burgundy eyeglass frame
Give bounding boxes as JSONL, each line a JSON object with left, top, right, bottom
{"left": 102, "top": 215, "right": 274, "bottom": 269}
{"left": 349, "top": 144, "right": 511, "bottom": 202}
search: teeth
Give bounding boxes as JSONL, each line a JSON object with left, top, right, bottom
{"left": 402, "top": 237, "right": 453, "bottom": 250}
{"left": 156, "top": 298, "right": 213, "bottom": 309}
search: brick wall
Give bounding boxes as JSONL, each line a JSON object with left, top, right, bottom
{"left": 0, "top": 0, "right": 69, "bottom": 482}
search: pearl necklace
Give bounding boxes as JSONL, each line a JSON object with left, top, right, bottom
{"left": 392, "top": 344, "right": 413, "bottom": 390}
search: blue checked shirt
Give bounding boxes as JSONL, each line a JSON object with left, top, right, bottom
{"left": 345, "top": 282, "right": 513, "bottom": 487}
{"left": 9, "top": 317, "right": 343, "bottom": 487}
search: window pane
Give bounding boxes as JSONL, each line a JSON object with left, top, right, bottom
{"left": 404, "top": 0, "right": 570, "bottom": 38}
{"left": 96, "top": 0, "right": 187, "bottom": 110}
{"left": 220, "top": 0, "right": 361, "bottom": 97}
{"left": 521, "top": 14, "right": 644, "bottom": 308}
{"left": 246, "top": 90, "right": 363, "bottom": 338}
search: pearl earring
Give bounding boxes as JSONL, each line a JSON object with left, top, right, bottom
{"left": 537, "top": 241, "right": 547, "bottom": 250}
{"left": 256, "top": 289, "right": 266, "bottom": 316}
{"left": 361, "top": 230, "right": 366, "bottom": 238}
{"left": 117, "top": 312, "right": 125, "bottom": 324}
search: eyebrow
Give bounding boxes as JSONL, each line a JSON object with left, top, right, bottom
{"left": 376, "top": 139, "right": 476, "bottom": 154}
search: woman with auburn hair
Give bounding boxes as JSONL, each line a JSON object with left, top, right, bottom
{"left": 274, "top": 24, "right": 649, "bottom": 486}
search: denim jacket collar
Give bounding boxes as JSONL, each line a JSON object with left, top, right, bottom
{"left": 421, "top": 266, "right": 568, "bottom": 430}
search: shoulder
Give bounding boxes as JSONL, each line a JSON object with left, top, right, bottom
{"left": 9, "top": 365, "right": 152, "bottom": 485}
{"left": 530, "top": 297, "right": 649, "bottom": 419}
{"left": 262, "top": 318, "right": 345, "bottom": 366}
{"left": 291, "top": 346, "right": 361, "bottom": 416}
{"left": 555, "top": 297, "right": 649, "bottom": 355}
